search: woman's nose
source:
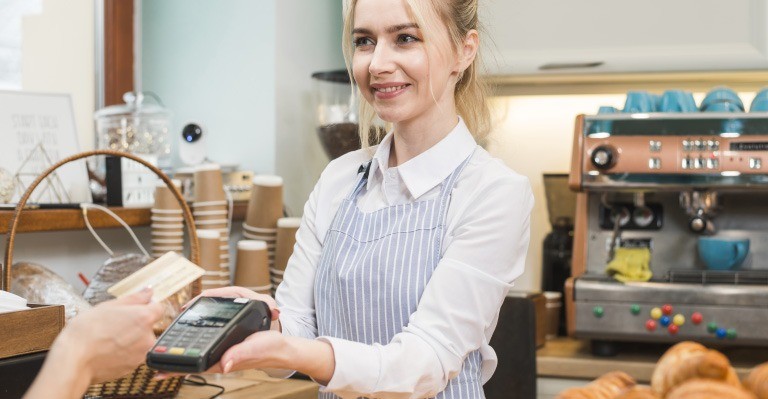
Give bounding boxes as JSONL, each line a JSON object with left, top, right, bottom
{"left": 369, "top": 43, "right": 395, "bottom": 75}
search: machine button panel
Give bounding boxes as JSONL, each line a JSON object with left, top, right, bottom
{"left": 648, "top": 158, "right": 661, "bottom": 169}
{"left": 750, "top": 157, "right": 762, "bottom": 169}
{"left": 649, "top": 140, "right": 662, "bottom": 152}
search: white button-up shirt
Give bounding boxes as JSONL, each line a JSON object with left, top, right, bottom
{"left": 275, "top": 118, "right": 534, "bottom": 399}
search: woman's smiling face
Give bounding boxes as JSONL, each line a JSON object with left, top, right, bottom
{"left": 351, "top": 0, "right": 459, "bottom": 126}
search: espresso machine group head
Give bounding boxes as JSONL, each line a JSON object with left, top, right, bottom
{"left": 567, "top": 112, "right": 768, "bottom": 352}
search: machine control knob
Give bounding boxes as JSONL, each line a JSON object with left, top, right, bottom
{"left": 593, "top": 306, "right": 605, "bottom": 318}
{"left": 591, "top": 146, "right": 616, "bottom": 170}
{"left": 727, "top": 328, "right": 737, "bottom": 339}
{"left": 645, "top": 319, "right": 657, "bottom": 332}
{"left": 668, "top": 324, "right": 680, "bottom": 335}
{"left": 630, "top": 304, "right": 641, "bottom": 315}
{"left": 650, "top": 307, "right": 662, "bottom": 320}
{"left": 660, "top": 315, "right": 671, "bottom": 327}
{"left": 691, "top": 312, "right": 703, "bottom": 325}
{"left": 662, "top": 304, "right": 673, "bottom": 315}
{"left": 689, "top": 216, "right": 709, "bottom": 233}
{"left": 673, "top": 314, "right": 685, "bottom": 326}
{"left": 707, "top": 322, "right": 718, "bottom": 333}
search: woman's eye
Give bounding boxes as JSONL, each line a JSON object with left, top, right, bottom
{"left": 397, "top": 34, "right": 420, "bottom": 44}
{"left": 354, "top": 37, "right": 374, "bottom": 48}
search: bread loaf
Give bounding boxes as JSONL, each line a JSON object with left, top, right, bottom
{"left": 557, "top": 371, "right": 636, "bottom": 399}
{"left": 745, "top": 362, "right": 768, "bottom": 399}
{"left": 666, "top": 378, "right": 757, "bottom": 399}
{"left": 615, "top": 386, "right": 660, "bottom": 399}
{"left": 651, "top": 341, "right": 738, "bottom": 396}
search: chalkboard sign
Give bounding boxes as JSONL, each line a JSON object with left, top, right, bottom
{"left": 0, "top": 91, "right": 90, "bottom": 203}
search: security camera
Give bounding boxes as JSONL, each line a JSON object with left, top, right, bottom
{"left": 178, "top": 122, "right": 208, "bottom": 165}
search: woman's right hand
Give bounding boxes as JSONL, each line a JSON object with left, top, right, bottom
{"left": 186, "top": 286, "right": 280, "bottom": 324}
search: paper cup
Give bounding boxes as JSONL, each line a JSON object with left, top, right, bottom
{"left": 151, "top": 238, "right": 184, "bottom": 245}
{"left": 152, "top": 245, "right": 184, "bottom": 252}
{"left": 151, "top": 230, "right": 184, "bottom": 237}
{"left": 151, "top": 215, "right": 184, "bottom": 223}
{"left": 275, "top": 217, "right": 301, "bottom": 270}
{"left": 194, "top": 164, "right": 226, "bottom": 203}
{"left": 242, "top": 223, "right": 277, "bottom": 234}
{"left": 151, "top": 223, "right": 185, "bottom": 230}
{"left": 245, "top": 175, "right": 283, "bottom": 228}
{"left": 194, "top": 218, "right": 229, "bottom": 226}
{"left": 198, "top": 229, "right": 222, "bottom": 271}
{"left": 151, "top": 208, "right": 183, "bottom": 215}
{"left": 234, "top": 240, "right": 270, "bottom": 287}
{"left": 153, "top": 179, "right": 183, "bottom": 211}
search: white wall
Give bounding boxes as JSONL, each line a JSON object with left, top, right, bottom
{"left": 21, "top": 0, "right": 94, "bottom": 150}
{"left": 141, "top": 0, "right": 277, "bottom": 176}
{"left": 275, "top": 1, "right": 345, "bottom": 215}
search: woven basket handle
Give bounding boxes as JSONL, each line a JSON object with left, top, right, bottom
{"left": 2, "top": 149, "right": 200, "bottom": 294}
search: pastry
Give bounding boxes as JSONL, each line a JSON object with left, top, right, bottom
{"left": 651, "top": 341, "right": 738, "bottom": 396}
{"left": 614, "top": 386, "right": 660, "bottom": 399}
{"left": 667, "top": 378, "right": 757, "bottom": 399}
{"left": 557, "top": 371, "right": 636, "bottom": 399}
{"left": 745, "top": 362, "right": 768, "bottom": 399}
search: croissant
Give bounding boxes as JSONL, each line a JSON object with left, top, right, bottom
{"left": 614, "top": 386, "right": 660, "bottom": 399}
{"left": 557, "top": 371, "right": 636, "bottom": 399}
{"left": 744, "top": 362, "right": 768, "bottom": 399}
{"left": 651, "top": 341, "right": 738, "bottom": 396}
{"left": 666, "top": 378, "right": 757, "bottom": 399}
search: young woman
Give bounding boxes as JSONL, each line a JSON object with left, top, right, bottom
{"left": 201, "top": 0, "right": 533, "bottom": 397}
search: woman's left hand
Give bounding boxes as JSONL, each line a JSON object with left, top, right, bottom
{"left": 207, "top": 330, "right": 289, "bottom": 374}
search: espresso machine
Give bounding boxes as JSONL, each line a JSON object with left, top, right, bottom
{"left": 567, "top": 112, "right": 768, "bottom": 354}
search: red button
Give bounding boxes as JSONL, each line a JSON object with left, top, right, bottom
{"left": 691, "top": 312, "right": 703, "bottom": 325}
{"left": 154, "top": 346, "right": 167, "bottom": 353}
{"left": 645, "top": 319, "right": 657, "bottom": 331}
{"left": 662, "top": 304, "right": 673, "bottom": 315}
{"left": 668, "top": 324, "right": 679, "bottom": 335}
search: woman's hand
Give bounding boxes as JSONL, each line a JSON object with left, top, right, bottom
{"left": 186, "top": 286, "right": 281, "bottom": 327}
{"left": 204, "top": 330, "right": 289, "bottom": 373}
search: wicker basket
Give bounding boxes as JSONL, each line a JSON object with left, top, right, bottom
{"left": 2, "top": 150, "right": 201, "bottom": 399}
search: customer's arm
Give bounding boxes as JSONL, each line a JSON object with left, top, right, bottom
{"left": 24, "top": 288, "right": 164, "bottom": 399}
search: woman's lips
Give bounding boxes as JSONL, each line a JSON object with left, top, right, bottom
{"left": 372, "top": 83, "right": 410, "bottom": 100}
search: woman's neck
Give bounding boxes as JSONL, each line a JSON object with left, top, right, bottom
{"left": 388, "top": 106, "right": 459, "bottom": 168}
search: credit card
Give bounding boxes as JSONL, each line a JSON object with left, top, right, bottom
{"left": 108, "top": 251, "right": 205, "bottom": 302}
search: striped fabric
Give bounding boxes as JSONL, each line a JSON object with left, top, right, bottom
{"left": 314, "top": 154, "right": 483, "bottom": 399}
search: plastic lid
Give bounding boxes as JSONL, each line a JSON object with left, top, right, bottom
{"left": 277, "top": 217, "right": 302, "bottom": 228}
{"left": 252, "top": 175, "right": 283, "bottom": 187}
{"left": 238, "top": 240, "right": 267, "bottom": 251}
{"left": 311, "top": 70, "right": 351, "bottom": 84}
{"left": 194, "top": 163, "right": 221, "bottom": 172}
{"left": 93, "top": 92, "right": 170, "bottom": 119}
{"left": 197, "top": 229, "right": 221, "bottom": 239}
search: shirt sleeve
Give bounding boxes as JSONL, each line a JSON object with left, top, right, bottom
{"left": 274, "top": 178, "right": 322, "bottom": 341}
{"left": 318, "top": 176, "right": 534, "bottom": 399}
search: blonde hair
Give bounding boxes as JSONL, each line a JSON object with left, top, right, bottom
{"left": 342, "top": 0, "right": 491, "bottom": 148}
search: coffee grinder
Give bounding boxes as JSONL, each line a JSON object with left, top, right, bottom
{"left": 542, "top": 173, "right": 576, "bottom": 336}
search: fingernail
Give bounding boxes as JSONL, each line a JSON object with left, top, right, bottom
{"left": 223, "top": 360, "right": 233, "bottom": 373}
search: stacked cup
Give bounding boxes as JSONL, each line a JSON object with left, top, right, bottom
{"left": 151, "top": 179, "right": 184, "bottom": 258}
{"left": 272, "top": 217, "right": 301, "bottom": 293}
{"left": 193, "top": 164, "right": 231, "bottom": 279}
{"left": 198, "top": 229, "right": 229, "bottom": 290}
{"left": 241, "top": 175, "right": 283, "bottom": 293}
{"left": 234, "top": 240, "right": 271, "bottom": 295}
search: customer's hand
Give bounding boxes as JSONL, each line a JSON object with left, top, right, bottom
{"left": 24, "top": 288, "right": 164, "bottom": 399}
{"left": 187, "top": 286, "right": 281, "bottom": 323}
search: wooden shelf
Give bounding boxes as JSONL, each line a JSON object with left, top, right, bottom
{"left": 0, "top": 202, "right": 248, "bottom": 233}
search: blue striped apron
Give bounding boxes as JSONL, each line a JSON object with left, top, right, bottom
{"left": 314, "top": 153, "right": 483, "bottom": 399}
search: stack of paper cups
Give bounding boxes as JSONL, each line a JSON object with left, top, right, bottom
{"left": 151, "top": 179, "right": 184, "bottom": 258}
{"left": 272, "top": 217, "right": 301, "bottom": 293}
{"left": 193, "top": 164, "right": 231, "bottom": 279}
{"left": 198, "top": 229, "right": 229, "bottom": 290}
{"left": 234, "top": 240, "right": 271, "bottom": 295}
{"left": 242, "top": 175, "right": 283, "bottom": 293}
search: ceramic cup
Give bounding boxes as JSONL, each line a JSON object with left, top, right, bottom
{"left": 659, "top": 90, "right": 698, "bottom": 113}
{"left": 698, "top": 237, "right": 750, "bottom": 271}
{"left": 623, "top": 91, "right": 656, "bottom": 113}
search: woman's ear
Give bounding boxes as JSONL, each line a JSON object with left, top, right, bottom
{"left": 455, "top": 29, "right": 479, "bottom": 75}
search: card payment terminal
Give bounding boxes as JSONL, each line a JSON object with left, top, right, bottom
{"left": 146, "top": 296, "right": 271, "bottom": 373}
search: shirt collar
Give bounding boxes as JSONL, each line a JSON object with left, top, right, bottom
{"left": 366, "top": 117, "right": 476, "bottom": 199}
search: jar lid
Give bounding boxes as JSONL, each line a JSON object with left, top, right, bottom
{"left": 94, "top": 92, "right": 170, "bottom": 119}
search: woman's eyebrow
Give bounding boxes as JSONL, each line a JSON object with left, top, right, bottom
{"left": 352, "top": 23, "right": 420, "bottom": 35}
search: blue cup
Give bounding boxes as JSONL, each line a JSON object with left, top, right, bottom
{"left": 589, "top": 106, "right": 618, "bottom": 134}
{"left": 623, "top": 91, "right": 656, "bottom": 113}
{"left": 659, "top": 90, "right": 698, "bottom": 113}
{"left": 698, "top": 237, "right": 750, "bottom": 271}
{"left": 701, "top": 87, "right": 744, "bottom": 112}
{"left": 750, "top": 88, "right": 768, "bottom": 112}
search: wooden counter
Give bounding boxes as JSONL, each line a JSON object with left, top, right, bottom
{"left": 537, "top": 337, "right": 768, "bottom": 383}
{"left": 0, "top": 202, "right": 248, "bottom": 233}
{"left": 176, "top": 370, "right": 318, "bottom": 399}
